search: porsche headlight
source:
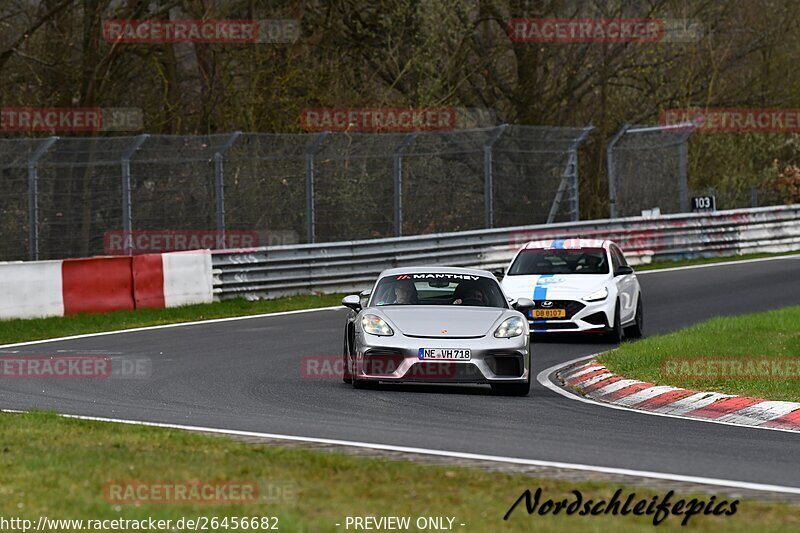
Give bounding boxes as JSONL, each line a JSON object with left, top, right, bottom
{"left": 361, "top": 314, "right": 394, "bottom": 336}
{"left": 494, "top": 316, "right": 525, "bottom": 338}
{"left": 583, "top": 287, "right": 608, "bottom": 302}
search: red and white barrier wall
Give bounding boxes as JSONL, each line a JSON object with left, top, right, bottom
{"left": 0, "top": 250, "right": 212, "bottom": 320}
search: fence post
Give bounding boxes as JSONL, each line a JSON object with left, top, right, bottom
{"left": 214, "top": 131, "right": 242, "bottom": 246}
{"left": 120, "top": 134, "right": 149, "bottom": 256}
{"left": 305, "top": 132, "right": 329, "bottom": 243}
{"left": 27, "top": 136, "right": 58, "bottom": 261}
{"left": 678, "top": 135, "right": 690, "bottom": 212}
{"left": 606, "top": 124, "right": 630, "bottom": 219}
{"left": 393, "top": 133, "right": 418, "bottom": 236}
{"left": 547, "top": 126, "right": 593, "bottom": 224}
{"left": 483, "top": 125, "right": 508, "bottom": 228}
{"left": 568, "top": 126, "right": 592, "bottom": 222}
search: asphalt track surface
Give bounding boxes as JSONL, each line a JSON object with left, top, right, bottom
{"left": 1, "top": 256, "right": 799, "bottom": 489}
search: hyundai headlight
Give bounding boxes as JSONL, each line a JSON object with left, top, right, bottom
{"left": 494, "top": 316, "right": 525, "bottom": 338}
{"left": 583, "top": 287, "right": 608, "bottom": 302}
{"left": 362, "top": 314, "right": 394, "bottom": 336}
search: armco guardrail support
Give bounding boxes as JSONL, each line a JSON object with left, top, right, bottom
{"left": 214, "top": 131, "right": 242, "bottom": 244}
{"left": 120, "top": 134, "right": 149, "bottom": 256}
{"left": 304, "top": 132, "right": 329, "bottom": 244}
{"left": 27, "top": 136, "right": 58, "bottom": 261}
{"left": 483, "top": 124, "right": 508, "bottom": 228}
{"left": 393, "top": 133, "right": 418, "bottom": 237}
{"left": 606, "top": 123, "right": 630, "bottom": 219}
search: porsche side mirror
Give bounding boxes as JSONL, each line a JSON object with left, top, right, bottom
{"left": 615, "top": 266, "right": 634, "bottom": 277}
{"left": 513, "top": 297, "right": 534, "bottom": 312}
{"left": 342, "top": 295, "right": 361, "bottom": 311}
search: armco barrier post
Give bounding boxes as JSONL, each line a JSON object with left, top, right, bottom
{"left": 483, "top": 125, "right": 508, "bottom": 229}
{"left": 214, "top": 131, "right": 242, "bottom": 246}
{"left": 27, "top": 136, "right": 58, "bottom": 261}
{"left": 393, "top": 133, "right": 418, "bottom": 236}
{"left": 305, "top": 132, "right": 329, "bottom": 244}
{"left": 121, "top": 134, "right": 149, "bottom": 256}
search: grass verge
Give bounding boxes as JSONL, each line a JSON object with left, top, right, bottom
{"left": 1, "top": 411, "right": 797, "bottom": 532}
{"left": 600, "top": 306, "right": 800, "bottom": 402}
{"left": 0, "top": 294, "right": 344, "bottom": 346}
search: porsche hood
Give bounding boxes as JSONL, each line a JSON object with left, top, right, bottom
{"left": 379, "top": 306, "right": 509, "bottom": 337}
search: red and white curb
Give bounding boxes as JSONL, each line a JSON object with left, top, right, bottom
{"left": 558, "top": 360, "right": 800, "bottom": 432}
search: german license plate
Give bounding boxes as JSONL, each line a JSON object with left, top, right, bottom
{"left": 532, "top": 309, "right": 566, "bottom": 318}
{"left": 418, "top": 348, "right": 471, "bottom": 360}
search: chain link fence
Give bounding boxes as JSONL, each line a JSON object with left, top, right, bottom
{"left": 0, "top": 126, "right": 592, "bottom": 261}
{"left": 607, "top": 124, "right": 792, "bottom": 217}
{"left": 607, "top": 124, "right": 694, "bottom": 218}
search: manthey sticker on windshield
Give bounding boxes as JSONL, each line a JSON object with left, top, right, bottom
{"left": 396, "top": 274, "right": 482, "bottom": 281}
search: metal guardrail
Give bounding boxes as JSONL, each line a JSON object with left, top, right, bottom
{"left": 212, "top": 205, "right": 800, "bottom": 299}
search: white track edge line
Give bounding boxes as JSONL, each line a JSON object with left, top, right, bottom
{"left": 635, "top": 252, "right": 800, "bottom": 275}
{"left": 2, "top": 408, "right": 799, "bottom": 496}
{"left": 537, "top": 355, "right": 800, "bottom": 436}
{"left": 0, "top": 305, "right": 344, "bottom": 349}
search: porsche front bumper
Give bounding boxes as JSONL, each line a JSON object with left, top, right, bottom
{"left": 351, "top": 332, "right": 530, "bottom": 383}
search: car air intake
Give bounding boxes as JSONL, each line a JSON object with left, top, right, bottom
{"left": 584, "top": 312, "right": 608, "bottom": 326}
{"left": 486, "top": 352, "right": 524, "bottom": 377}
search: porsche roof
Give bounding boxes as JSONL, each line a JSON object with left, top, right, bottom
{"left": 522, "top": 238, "right": 609, "bottom": 250}
{"left": 378, "top": 266, "right": 494, "bottom": 278}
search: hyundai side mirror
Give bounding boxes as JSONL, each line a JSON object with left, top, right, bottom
{"left": 341, "top": 294, "right": 362, "bottom": 311}
{"left": 615, "top": 265, "right": 634, "bottom": 277}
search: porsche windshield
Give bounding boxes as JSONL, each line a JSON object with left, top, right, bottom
{"left": 371, "top": 275, "right": 507, "bottom": 308}
{"left": 508, "top": 248, "right": 609, "bottom": 275}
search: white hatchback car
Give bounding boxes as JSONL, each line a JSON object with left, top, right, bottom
{"left": 500, "top": 239, "right": 643, "bottom": 341}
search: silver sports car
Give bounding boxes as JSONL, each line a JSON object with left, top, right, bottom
{"left": 341, "top": 266, "right": 533, "bottom": 395}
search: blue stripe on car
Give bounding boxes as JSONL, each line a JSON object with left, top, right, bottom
{"left": 531, "top": 274, "right": 553, "bottom": 322}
